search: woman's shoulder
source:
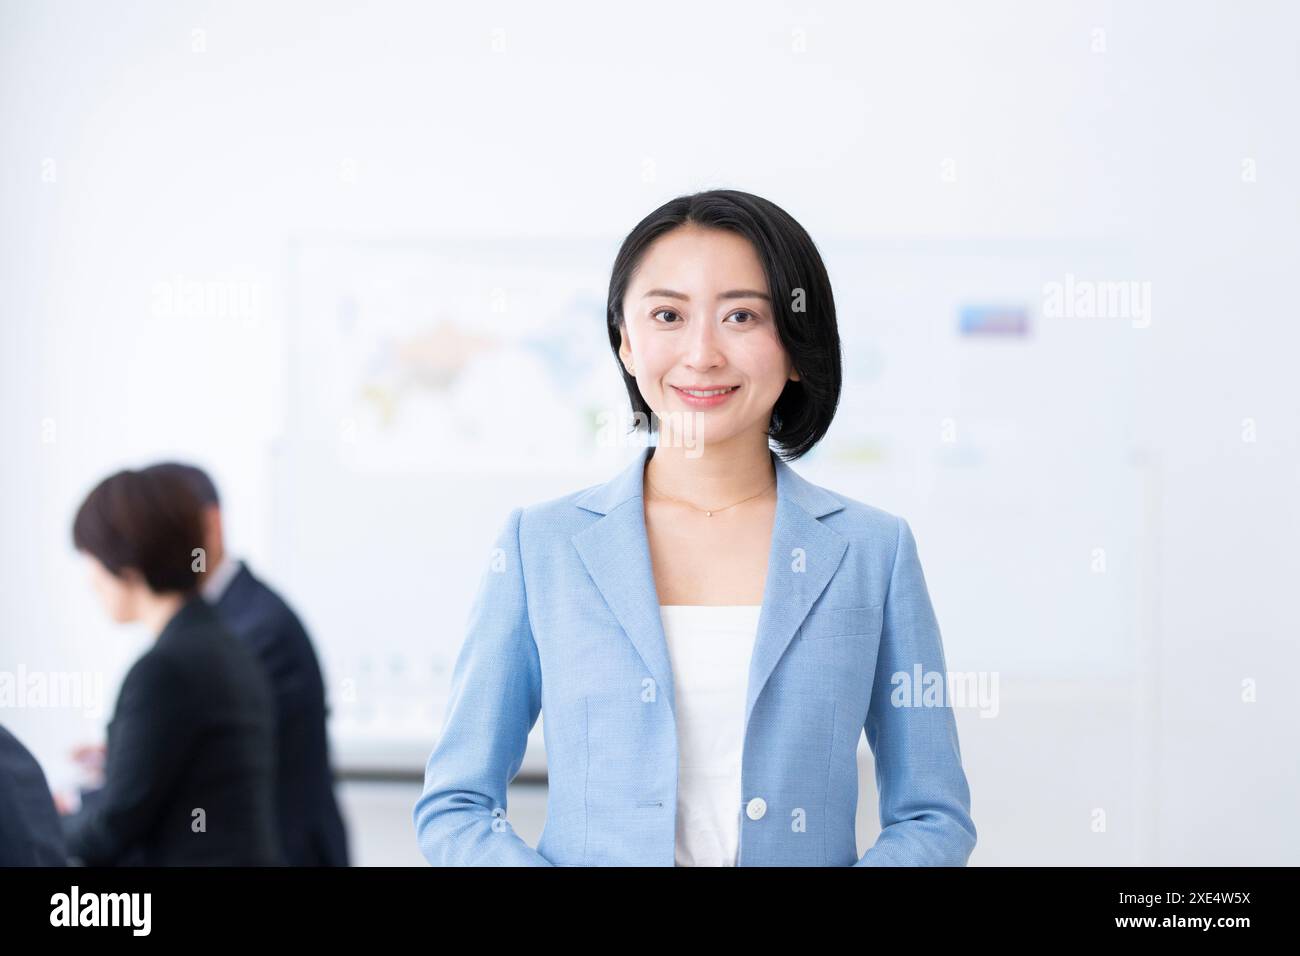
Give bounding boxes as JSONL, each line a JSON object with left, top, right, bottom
{"left": 117, "top": 643, "right": 188, "bottom": 704}
{"left": 804, "top": 479, "right": 910, "bottom": 545}
{"left": 514, "top": 482, "right": 606, "bottom": 533}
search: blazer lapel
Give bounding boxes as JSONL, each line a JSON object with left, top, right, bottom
{"left": 571, "top": 444, "right": 848, "bottom": 728}
{"left": 572, "top": 448, "right": 677, "bottom": 711}
{"left": 744, "top": 472, "right": 847, "bottom": 733}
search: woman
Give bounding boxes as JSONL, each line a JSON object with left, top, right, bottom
{"left": 64, "top": 467, "right": 281, "bottom": 865}
{"left": 414, "top": 189, "right": 976, "bottom": 866}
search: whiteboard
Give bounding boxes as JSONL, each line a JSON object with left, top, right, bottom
{"left": 276, "top": 237, "right": 1145, "bottom": 773}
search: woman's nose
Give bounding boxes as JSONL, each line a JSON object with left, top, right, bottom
{"left": 683, "top": 319, "right": 724, "bottom": 369}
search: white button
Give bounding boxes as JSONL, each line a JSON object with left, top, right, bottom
{"left": 746, "top": 797, "right": 767, "bottom": 820}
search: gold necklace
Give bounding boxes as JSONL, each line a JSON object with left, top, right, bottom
{"left": 644, "top": 473, "right": 776, "bottom": 517}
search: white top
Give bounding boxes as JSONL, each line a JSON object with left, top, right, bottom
{"left": 658, "top": 603, "right": 763, "bottom": 867}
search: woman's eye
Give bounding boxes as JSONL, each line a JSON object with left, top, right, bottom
{"left": 652, "top": 308, "right": 757, "bottom": 324}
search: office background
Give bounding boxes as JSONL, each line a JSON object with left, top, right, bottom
{"left": 2, "top": 0, "right": 1296, "bottom": 865}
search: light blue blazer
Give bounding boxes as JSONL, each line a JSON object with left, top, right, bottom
{"left": 414, "top": 445, "right": 976, "bottom": 866}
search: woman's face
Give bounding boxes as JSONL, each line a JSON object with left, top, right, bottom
{"left": 83, "top": 553, "right": 140, "bottom": 624}
{"left": 618, "top": 224, "right": 799, "bottom": 449}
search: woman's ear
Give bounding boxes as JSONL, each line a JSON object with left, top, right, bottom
{"left": 617, "top": 323, "right": 635, "bottom": 375}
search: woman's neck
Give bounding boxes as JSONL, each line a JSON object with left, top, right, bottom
{"left": 138, "top": 591, "right": 188, "bottom": 639}
{"left": 644, "top": 436, "right": 776, "bottom": 512}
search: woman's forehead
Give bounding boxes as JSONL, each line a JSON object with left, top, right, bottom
{"left": 631, "top": 230, "right": 769, "bottom": 294}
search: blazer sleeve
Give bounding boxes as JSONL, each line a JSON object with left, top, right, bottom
{"left": 854, "top": 516, "right": 977, "bottom": 866}
{"left": 413, "top": 506, "right": 553, "bottom": 866}
{"left": 63, "top": 652, "right": 194, "bottom": 865}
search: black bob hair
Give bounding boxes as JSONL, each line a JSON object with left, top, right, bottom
{"left": 72, "top": 467, "right": 207, "bottom": 595}
{"left": 144, "top": 461, "right": 221, "bottom": 507}
{"left": 605, "top": 189, "right": 841, "bottom": 461}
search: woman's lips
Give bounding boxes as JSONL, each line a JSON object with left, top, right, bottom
{"left": 670, "top": 384, "right": 740, "bottom": 408}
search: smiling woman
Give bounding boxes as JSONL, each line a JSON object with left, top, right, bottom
{"left": 606, "top": 189, "right": 842, "bottom": 462}
{"left": 414, "top": 189, "right": 976, "bottom": 867}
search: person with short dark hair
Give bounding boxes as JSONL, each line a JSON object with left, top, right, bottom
{"left": 605, "top": 188, "right": 843, "bottom": 461}
{"left": 63, "top": 467, "right": 281, "bottom": 865}
{"left": 415, "top": 189, "right": 976, "bottom": 866}
{"left": 141, "top": 462, "right": 350, "bottom": 867}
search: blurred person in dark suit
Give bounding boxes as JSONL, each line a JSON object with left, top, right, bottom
{"left": 143, "top": 462, "right": 348, "bottom": 866}
{"left": 0, "top": 725, "right": 68, "bottom": 865}
{"left": 61, "top": 467, "right": 281, "bottom": 865}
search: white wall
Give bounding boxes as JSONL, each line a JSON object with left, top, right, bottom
{"left": 1, "top": 0, "right": 1296, "bottom": 864}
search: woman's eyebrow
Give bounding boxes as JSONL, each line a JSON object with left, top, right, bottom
{"left": 642, "top": 288, "right": 772, "bottom": 302}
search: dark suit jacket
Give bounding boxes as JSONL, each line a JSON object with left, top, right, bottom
{"left": 62, "top": 596, "right": 281, "bottom": 866}
{"left": 0, "top": 725, "right": 68, "bottom": 865}
{"left": 216, "top": 562, "right": 349, "bottom": 866}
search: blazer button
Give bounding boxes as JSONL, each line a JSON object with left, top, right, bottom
{"left": 745, "top": 797, "right": 767, "bottom": 820}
